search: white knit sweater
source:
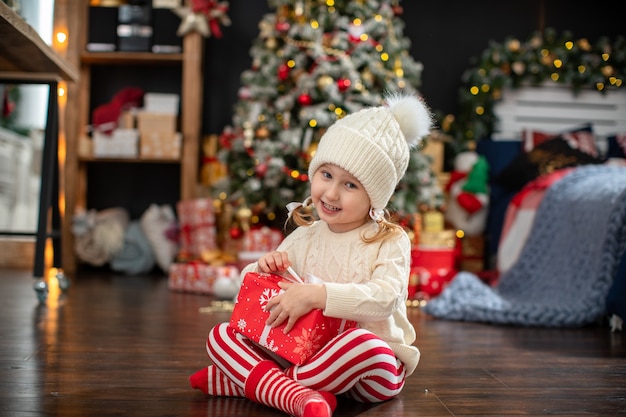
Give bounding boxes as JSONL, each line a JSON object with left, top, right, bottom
{"left": 242, "top": 220, "right": 420, "bottom": 376}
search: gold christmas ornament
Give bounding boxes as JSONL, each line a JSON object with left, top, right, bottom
{"left": 306, "top": 141, "right": 318, "bottom": 162}
{"left": 512, "top": 61, "right": 526, "bottom": 75}
{"left": 265, "top": 37, "right": 277, "bottom": 49}
{"left": 507, "top": 39, "right": 521, "bottom": 52}
{"left": 602, "top": 66, "right": 614, "bottom": 77}
{"left": 255, "top": 125, "right": 270, "bottom": 139}
{"left": 361, "top": 68, "right": 374, "bottom": 84}
{"left": 237, "top": 206, "right": 252, "bottom": 232}
{"left": 578, "top": 38, "right": 591, "bottom": 51}
{"left": 317, "top": 75, "right": 333, "bottom": 89}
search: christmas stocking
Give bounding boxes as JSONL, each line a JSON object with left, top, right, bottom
{"left": 189, "top": 365, "right": 245, "bottom": 397}
{"left": 245, "top": 360, "right": 336, "bottom": 417}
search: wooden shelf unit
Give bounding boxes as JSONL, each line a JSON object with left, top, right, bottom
{"left": 62, "top": 1, "right": 204, "bottom": 274}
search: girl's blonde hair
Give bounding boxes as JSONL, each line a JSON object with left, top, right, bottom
{"left": 286, "top": 204, "right": 404, "bottom": 243}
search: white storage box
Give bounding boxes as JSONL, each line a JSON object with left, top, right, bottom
{"left": 93, "top": 129, "right": 138, "bottom": 158}
{"left": 143, "top": 93, "right": 180, "bottom": 115}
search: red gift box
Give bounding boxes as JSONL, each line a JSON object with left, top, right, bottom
{"left": 410, "top": 247, "right": 458, "bottom": 298}
{"left": 176, "top": 198, "right": 217, "bottom": 258}
{"left": 169, "top": 261, "right": 239, "bottom": 295}
{"left": 242, "top": 226, "right": 284, "bottom": 252}
{"left": 230, "top": 272, "right": 357, "bottom": 365}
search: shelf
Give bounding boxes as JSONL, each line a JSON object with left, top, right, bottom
{"left": 81, "top": 51, "right": 183, "bottom": 65}
{"left": 0, "top": 2, "right": 78, "bottom": 81}
{"left": 78, "top": 156, "right": 181, "bottom": 163}
{"left": 61, "top": 0, "right": 204, "bottom": 274}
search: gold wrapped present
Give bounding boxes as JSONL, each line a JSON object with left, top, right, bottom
{"left": 419, "top": 229, "right": 457, "bottom": 249}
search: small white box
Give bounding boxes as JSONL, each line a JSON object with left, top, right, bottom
{"left": 143, "top": 93, "right": 180, "bottom": 115}
{"left": 153, "top": 0, "right": 180, "bottom": 8}
{"left": 93, "top": 129, "right": 138, "bottom": 158}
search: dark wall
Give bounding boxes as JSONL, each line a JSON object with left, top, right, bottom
{"left": 202, "top": 1, "right": 625, "bottom": 134}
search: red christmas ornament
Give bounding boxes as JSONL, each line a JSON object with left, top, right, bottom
{"left": 230, "top": 226, "right": 243, "bottom": 239}
{"left": 275, "top": 21, "right": 290, "bottom": 32}
{"left": 337, "top": 78, "right": 351, "bottom": 92}
{"left": 277, "top": 64, "right": 290, "bottom": 81}
{"left": 392, "top": 5, "right": 403, "bottom": 15}
{"left": 297, "top": 93, "right": 312, "bottom": 106}
{"left": 255, "top": 162, "right": 268, "bottom": 177}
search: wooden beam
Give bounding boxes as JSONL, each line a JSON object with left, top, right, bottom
{"left": 0, "top": 1, "right": 78, "bottom": 81}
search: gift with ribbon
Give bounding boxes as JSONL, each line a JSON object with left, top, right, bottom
{"left": 176, "top": 198, "right": 217, "bottom": 259}
{"left": 169, "top": 261, "right": 239, "bottom": 295}
{"left": 229, "top": 270, "right": 357, "bottom": 365}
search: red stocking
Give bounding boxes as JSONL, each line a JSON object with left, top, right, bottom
{"left": 245, "top": 360, "right": 336, "bottom": 417}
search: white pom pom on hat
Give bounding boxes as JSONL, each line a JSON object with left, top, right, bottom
{"left": 308, "top": 92, "right": 433, "bottom": 210}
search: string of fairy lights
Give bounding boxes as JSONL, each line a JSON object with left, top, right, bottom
{"left": 215, "top": 0, "right": 433, "bottom": 229}
{"left": 442, "top": 28, "right": 626, "bottom": 149}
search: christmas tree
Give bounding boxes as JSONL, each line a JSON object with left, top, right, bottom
{"left": 214, "top": 0, "right": 444, "bottom": 230}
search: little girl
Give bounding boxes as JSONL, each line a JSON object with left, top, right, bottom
{"left": 190, "top": 92, "right": 432, "bottom": 417}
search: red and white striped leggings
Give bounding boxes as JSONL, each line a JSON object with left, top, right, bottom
{"left": 206, "top": 322, "right": 406, "bottom": 403}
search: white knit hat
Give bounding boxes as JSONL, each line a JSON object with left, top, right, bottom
{"left": 308, "top": 93, "right": 433, "bottom": 211}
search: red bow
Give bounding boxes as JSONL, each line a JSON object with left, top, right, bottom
{"left": 191, "top": 0, "right": 230, "bottom": 38}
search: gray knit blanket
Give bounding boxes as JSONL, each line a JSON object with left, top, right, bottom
{"left": 424, "top": 165, "right": 626, "bottom": 327}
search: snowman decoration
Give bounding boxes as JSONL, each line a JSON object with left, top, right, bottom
{"left": 444, "top": 151, "right": 490, "bottom": 237}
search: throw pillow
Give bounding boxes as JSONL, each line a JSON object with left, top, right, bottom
{"left": 494, "top": 136, "right": 603, "bottom": 191}
{"left": 521, "top": 123, "right": 598, "bottom": 158}
{"left": 606, "top": 133, "right": 626, "bottom": 159}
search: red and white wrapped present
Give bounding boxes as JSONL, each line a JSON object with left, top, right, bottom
{"left": 241, "top": 226, "right": 284, "bottom": 252}
{"left": 230, "top": 271, "right": 357, "bottom": 365}
{"left": 237, "top": 226, "right": 284, "bottom": 270}
{"left": 176, "top": 198, "right": 217, "bottom": 258}
{"left": 169, "top": 261, "right": 239, "bottom": 295}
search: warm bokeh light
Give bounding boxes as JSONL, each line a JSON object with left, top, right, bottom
{"left": 56, "top": 31, "right": 67, "bottom": 44}
{"left": 52, "top": 28, "right": 68, "bottom": 53}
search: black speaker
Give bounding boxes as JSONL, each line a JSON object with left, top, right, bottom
{"left": 152, "top": 8, "right": 182, "bottom": 53}
{"left": 87, "top": 6, "right": 119, "bottom": 52}
{"left": 117, "top": 4, "right": 153, "bottom": 52}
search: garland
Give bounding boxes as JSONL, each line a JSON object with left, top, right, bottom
{"left": 442, "top": 28, "right": 626, "bottom": 150}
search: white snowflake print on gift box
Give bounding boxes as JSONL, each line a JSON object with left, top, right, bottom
{"left": 235, "top": 318, "right": 247, "bottom": 332}
{"left": 259, "top": 288, "right": 280, "bottom": 307}
{"left": 256, "top": 287, "right": 282, "bottom": 353}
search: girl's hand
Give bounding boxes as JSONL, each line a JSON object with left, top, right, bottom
{"left": 265, "top": 282, "right": 327, "bottom": 333}
{"left": 258, "top": 251, "right": 291, "bottom": 273}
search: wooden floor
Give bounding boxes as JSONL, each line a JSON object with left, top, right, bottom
{"left": 1, "top": 267, "right": 625, "bottom": 417}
